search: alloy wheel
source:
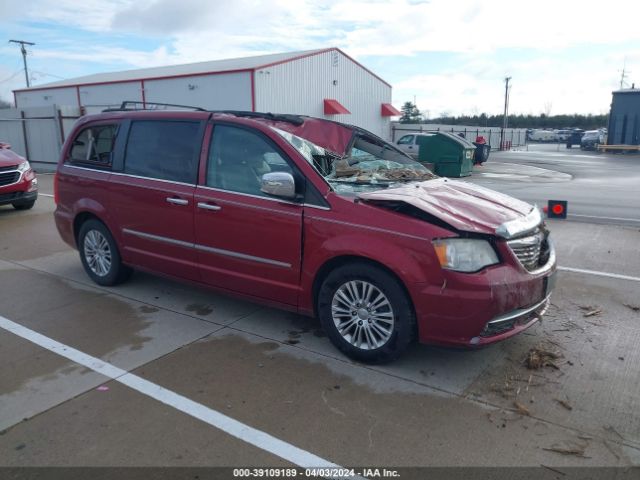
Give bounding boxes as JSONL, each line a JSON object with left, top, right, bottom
{"left": 83, "top": 230, "right": 112, "bottom": 277}
{"left": 331, "top": 280, "right": 395, "bottom": 350}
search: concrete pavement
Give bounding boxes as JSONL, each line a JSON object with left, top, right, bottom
{"left": 1, "top": 187, "right": 639, "bottom": 470}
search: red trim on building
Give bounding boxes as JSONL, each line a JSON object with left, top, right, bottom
{"left": 324, "top": 99, "right": 350, "bottom": 115}
{"left": 141, "top": 79, "right": 146, "bottom": 107}
{"left": 250, "top": 72, "right": 256, "bottom": 111}
{"left": 381, "top": 103, "right": 402, "bottom": 116}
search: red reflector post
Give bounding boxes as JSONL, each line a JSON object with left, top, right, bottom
{"left": 547, "top": 200, "right": 567, "bottom": 219}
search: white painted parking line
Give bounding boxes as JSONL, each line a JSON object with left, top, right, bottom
{"left": 0, "top": 315, "right": 351, "bottom": 472}
{"left": 558, "top": 266, "right": 640, "bottom": 283}
{"left": 567, "top": 213, "right": 640, "bottom": 223}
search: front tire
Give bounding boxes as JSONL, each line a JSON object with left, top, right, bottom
{"left": 78, "top": 219, "right": 132, "bottom": 286}
{"left": 318, "top": 263, "right": 415, "bottom": 363}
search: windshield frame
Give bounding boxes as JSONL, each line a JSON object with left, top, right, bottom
{"left": 271, "top": 125, "right": 436, "bottom": 196}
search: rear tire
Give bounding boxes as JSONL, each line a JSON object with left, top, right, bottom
{"left": 78, "top": 219, "right": 132, "bottom": 286}
{"left": 318, "top": 263, "right": 415, "bottom": 363}
{"left": 12, "top": 200, "right": 35, "bottom": 210}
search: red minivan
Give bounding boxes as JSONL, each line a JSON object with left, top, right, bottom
{"left": 54, "top": 106, "right": 556, "bottom": 363}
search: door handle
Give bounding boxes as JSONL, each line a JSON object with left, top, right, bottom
{"left": 197, "top": 202, "right": 222, "bottom": 211}
{"left": 166, "top": 197, "right": 189, "bottom": 206}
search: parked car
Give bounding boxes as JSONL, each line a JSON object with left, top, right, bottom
{"left": 395, "top": 133, "right": 422, "bottom": 158}
{"left": 580, "top": 130, "right": 605, "bottom": 150}
{"left": 555, "top": 130, "right": 572, "bottom": 142}
{"left": 54, "top": 104, "right": 556, "bottom": 363}
{"left": 528, "top": 129, "right": 559, "bottom": 142}
{"left": 0, "top": 142, "right": 38, "bottom": 210}
{"left": 566, "top": 129, "right": 584, "bottom": 148}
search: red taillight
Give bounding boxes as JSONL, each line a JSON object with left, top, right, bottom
{"left": 53, "top": 173, "right": 59, "bottom": 204}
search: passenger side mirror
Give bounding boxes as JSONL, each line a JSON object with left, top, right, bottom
{"left": 261, "top": 172, "right": 296, "bottom": 200}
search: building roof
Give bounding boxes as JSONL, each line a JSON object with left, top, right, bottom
{"left": 15, "top": 47, "right": 391, "bottom": 92}
{"left": 613, "top": 88, "right": 640, "bottom": 94}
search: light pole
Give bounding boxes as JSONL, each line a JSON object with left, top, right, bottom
{"left": 500, "top": 76, "right": 511, "bottom": 150}
{"left": 9, "top": 39, "right": 35, "bottom": 88}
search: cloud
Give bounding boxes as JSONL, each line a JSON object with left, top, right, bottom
{"left": 1, "top": 0, "right": 640, "bottom": 111}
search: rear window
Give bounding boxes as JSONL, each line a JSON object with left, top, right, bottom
{"left": 124, "top": 120, "right": 201, "bottom": 184}
{"left": 67, "top": 124, "right": 118, "bottom": 169}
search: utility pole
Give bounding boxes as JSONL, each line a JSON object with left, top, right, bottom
{"left": 500, "top": 76, "right": 511, "bottom": 150}
{"left": 619, "top": 59, "right": 630, "bottom": 89}
{"left": 9, "top": 39, "right": 35, "bottom": 88}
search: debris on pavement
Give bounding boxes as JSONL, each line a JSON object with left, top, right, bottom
{"left": 543, "top": 441, "right": 590, "bottom": 458}
{"left": 554, "top": 398, "right": 573, "bottom": 411}
{"left": 623, "top": 303, "right": 639, "bottom": 312}
{"left": 96, "top": 385, "right": 109, "bottom": 392}
{"left": 579, "top": 306, "right": 602, "bottom": 317}
{"left": 525, "top": 346, "right": 562, "bottom": 370}
{"left": 541, "top": 465, "right": 567, "bottom": 476}
{"left": 513, "top": 400, "right": 531, "bottom": 416}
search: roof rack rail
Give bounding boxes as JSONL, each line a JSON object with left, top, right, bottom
{"left": 213, "top": 110, "right": 305, "bottom": 126}
{"left": 102, "top": 101, "right": 207, "bottom": 112}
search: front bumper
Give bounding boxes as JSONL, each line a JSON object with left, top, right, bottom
{"left": 0, "top": 169, "right": 38, "bottom": 206}
{"left": 412, "top": 241, "right": 556, "bottom": 347}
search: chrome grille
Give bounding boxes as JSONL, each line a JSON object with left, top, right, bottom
{"left": 0, "top": 171, "right": 20, "bottom": 186}
{"left": 507, "top": 230, "right": 545, "bottom": 271}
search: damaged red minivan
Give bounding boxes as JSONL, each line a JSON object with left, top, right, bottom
{"left": 54, "top": 105, "right": 556, "bottom": 363}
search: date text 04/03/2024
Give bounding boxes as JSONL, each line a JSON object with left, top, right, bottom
{"left": 232, "top": 468, "right": 400, "bottom": 478}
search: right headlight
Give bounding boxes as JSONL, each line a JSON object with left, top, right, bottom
{"left": 432, "top": 238, "right": 499, "bottom": 273}
{"left": 17, "top": 161, "right": 31, "bottom": 173}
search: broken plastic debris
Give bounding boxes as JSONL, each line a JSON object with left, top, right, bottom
{"left": 96, "top": 385, "right": 109, "bottom": 392}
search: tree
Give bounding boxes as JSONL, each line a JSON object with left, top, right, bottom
{"left": 399, "top": 101, "right": 423, "bottom": 124}
{"left": 0, "top": 99, "right": 12, "bottom": 109}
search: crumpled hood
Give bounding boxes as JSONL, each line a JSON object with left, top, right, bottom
{"left": 357, "top": 178, "right": 534, "bottom": 235}
{"left": 0, "top": 147, "right": 24, "bottom": 168}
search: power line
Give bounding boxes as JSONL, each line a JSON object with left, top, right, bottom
{"left": 0, "top": 68, "right": 25, "bottom": 84}
{"left": 9, "top": 40, "right": 35, "bottom": 88}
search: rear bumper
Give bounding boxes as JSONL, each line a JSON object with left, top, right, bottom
{"left": 54, "top": 208, "right": 76, "bottom": 248}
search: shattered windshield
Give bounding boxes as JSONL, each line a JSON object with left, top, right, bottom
{"left": 272, "top": 127, "right": 435, "bottom": 194}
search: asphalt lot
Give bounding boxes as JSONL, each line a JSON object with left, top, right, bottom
{"left": 468, "top": 143, "right": 640, "bottom": 227}
{"left": 1, "top": 166, "right": 639, "bottom": 474}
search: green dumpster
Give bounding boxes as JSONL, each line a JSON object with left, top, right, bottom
{"left": 416, "top": 132, "right": 476, "bottom": 177}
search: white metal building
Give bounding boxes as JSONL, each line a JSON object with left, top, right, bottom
{"left": 13, "top": 48, "right": 400, "bottom": 139}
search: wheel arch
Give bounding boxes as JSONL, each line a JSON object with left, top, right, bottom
{"left": 311, "top": 255, "right": 417, "bottom": 321}
{"left": 73, "top": 211, "right": 108, "bottom": 246}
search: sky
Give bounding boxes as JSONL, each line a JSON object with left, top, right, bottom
{"left": 0, "top": 0, "right": 639, "bottom": 117}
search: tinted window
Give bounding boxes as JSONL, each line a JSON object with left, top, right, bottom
{"left": 68, "top": 124, "right": 117, "bottom": 168}
{"left": 124, "top": 121, "right": 200, "bottom": 183}
{"left": 207, "top": 125, "right": 293, "bottom": 197}
{"left": 397, "top": 135, "right": 414, "bottom": 145}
